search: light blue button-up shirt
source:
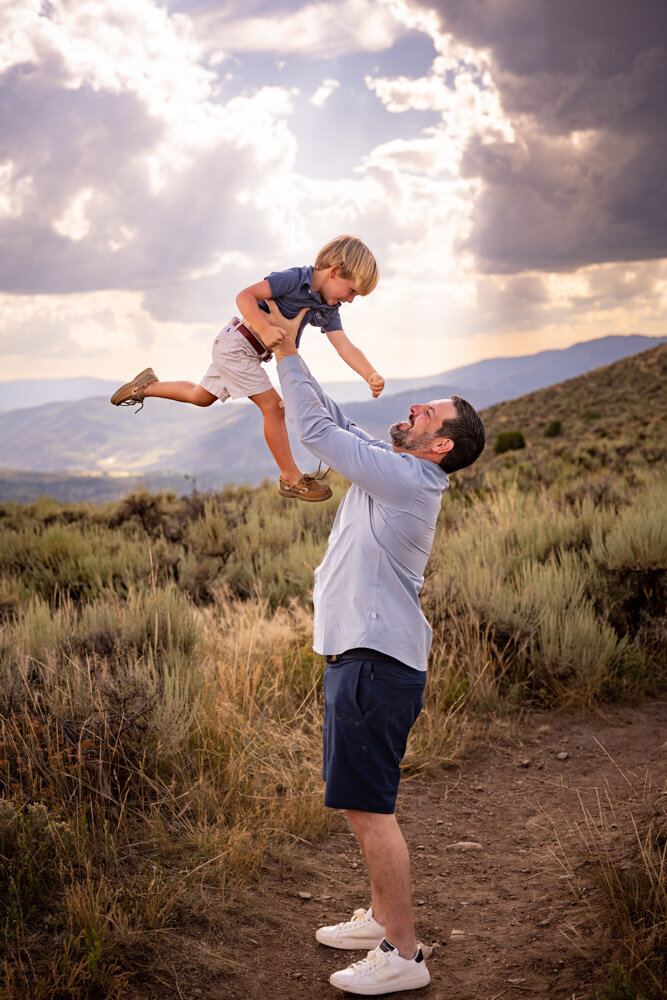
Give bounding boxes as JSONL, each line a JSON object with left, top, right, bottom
{"left": 277, "top": 355, "right": 449, "bottom": 671}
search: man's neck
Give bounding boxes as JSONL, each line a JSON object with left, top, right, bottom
{"left": 392, "top": 444, "right": 442, "bottom": 466}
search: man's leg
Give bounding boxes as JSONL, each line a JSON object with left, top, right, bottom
{"left": 345, "top": 809, "right": 417, "bottom": 960}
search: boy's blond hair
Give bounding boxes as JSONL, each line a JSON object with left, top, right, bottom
{"left": 314, "top": 235, "right": 378, "bottom": 296}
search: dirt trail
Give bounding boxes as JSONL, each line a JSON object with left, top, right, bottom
{"left": 175, "top": 700, "right": 667, "bottom": 1000}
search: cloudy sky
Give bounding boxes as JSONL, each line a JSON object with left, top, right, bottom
{"left": 1, "top": 0, "right": 666, "bottom": 387}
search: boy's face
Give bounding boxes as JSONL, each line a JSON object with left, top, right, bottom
{"left": 319, "top": 266, "right": 359, "bottom": 306}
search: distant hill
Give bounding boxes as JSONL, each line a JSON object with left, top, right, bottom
{"left": 0, "top": 335, "right": 665, "bottom": 501}
{"left": 0, "top": 377, "right": 120, "bottom": 413}
{"left": 1, "top": 342, "right": 664, "bottom": 503}
{"left": 1, "top": 334, "right": 663, "bottom": 411}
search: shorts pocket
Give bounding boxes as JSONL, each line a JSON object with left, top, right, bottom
{"left": 354, "top": 662, "right": 374, "bottom": 718}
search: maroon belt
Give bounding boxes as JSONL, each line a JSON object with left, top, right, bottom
{"left": 234, "top": 317, "right": 273, "bottom": 362}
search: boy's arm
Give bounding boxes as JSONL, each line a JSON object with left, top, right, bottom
{"left": 325, "top": 328, "right": 385, "bottom": 398}
{"left": 236, "top": 280, "right": 286, "bottom": 350}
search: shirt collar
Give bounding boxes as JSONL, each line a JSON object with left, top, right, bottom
{"left": 303, "top": 265, "right": 325, "bottom": 304}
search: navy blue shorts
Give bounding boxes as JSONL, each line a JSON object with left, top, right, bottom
{"left": 322, "top": 647, "right": 426, "bottom": 814}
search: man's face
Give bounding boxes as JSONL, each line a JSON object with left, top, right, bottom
{"left": 390, "top": 400, "right": 457, "bottom": 453}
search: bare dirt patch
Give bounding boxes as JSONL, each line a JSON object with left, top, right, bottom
{"left": 134, "top": 699, "right": 667, "bottom": 1000}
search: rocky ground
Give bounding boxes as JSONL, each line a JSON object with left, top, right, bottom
{"left": 136, "top": 699, "right": 667, "bottom": 1000}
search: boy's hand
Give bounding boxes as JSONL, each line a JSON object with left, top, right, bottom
{"left": 368, "top": 372, "right": 385, "bottom": 398}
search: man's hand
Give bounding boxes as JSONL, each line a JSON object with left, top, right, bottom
{"left": 266, "top": 301, "right": 307, "bottom": 360}
{"left": 260, "top": 325, "right": 287, "bottom": 350}
{"left": 368, "top": 372, "right": 385, "bottom": 398}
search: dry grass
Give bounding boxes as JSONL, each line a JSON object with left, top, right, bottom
{"left": 0, "top": 349, "right": 665, "bottom": 995}
{"left": 547, "top": 765, "right": 666, "bottom": 1000}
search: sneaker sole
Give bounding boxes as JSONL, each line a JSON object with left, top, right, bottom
{"left": 329, "top": 969, "right": 430, "bottom": 994}
{"left": 316, "top": 930, "right": 385, "bottom": 950}
{"left": 110, "top": 368, "right": 157, "bottom": 405}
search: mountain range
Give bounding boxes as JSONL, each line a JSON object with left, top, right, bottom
{"left": 0, "top": 334, "right": 663, "bottom": 494}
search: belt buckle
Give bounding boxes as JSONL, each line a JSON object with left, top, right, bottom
{"left": 234, "top": 316, "right": 272, "bottom": 362}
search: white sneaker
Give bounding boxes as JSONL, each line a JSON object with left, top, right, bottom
{"left": 316, "top": 907, "right": 386, "bottom": 950}
{"left": 329, "top": 939, "right": 430, "bottom": 995}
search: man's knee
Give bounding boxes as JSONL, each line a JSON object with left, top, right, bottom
{"left": 345, "top": 809, "right": 395, "bottom": 835}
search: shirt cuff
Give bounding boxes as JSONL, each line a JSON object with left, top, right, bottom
{"left": 276, "top": 355, "right": 303, "bottom": 375}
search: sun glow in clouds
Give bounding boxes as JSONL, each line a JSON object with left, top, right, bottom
{"left": 0, "top": 0, "right": 664, "bottom": 382}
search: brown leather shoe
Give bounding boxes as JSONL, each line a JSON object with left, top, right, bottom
{"left": 278, "top": 471, "right": 332, "bottom": 502}
{"left": 110, "top": 368, "right": 158, "bottom": 411}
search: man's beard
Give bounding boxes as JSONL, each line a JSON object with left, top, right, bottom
{"left": 389, "top": 420, "right": 435, "bottom": 452}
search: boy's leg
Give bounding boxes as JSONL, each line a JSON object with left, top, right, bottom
{"left": 249, "top": 387, "right": 302, "bottom": 483}
{"left": 110, "top": 369, "right": 218, "bottom": 409}
{"left": 145, "top": 381, "right": 217, "bottom": 406}
{"left": 249, "top": 388, "right": 332, "bottom": 501}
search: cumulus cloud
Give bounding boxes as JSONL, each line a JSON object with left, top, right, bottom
{"left": 0, "top": 0, "right": 300, "bottom": 294}
{"left": 189, "top": 0, "right": 407, "bottom": 58}
{"left": 1, "top": 0, "right": 664, "bottom": 385}
{"left": 405, "top": 0, "right": 667, "bottom": 273}
{"left": 310, "top": 78, "right": 340, "bottom": 108}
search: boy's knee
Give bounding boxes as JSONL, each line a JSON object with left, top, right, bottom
{"left": 266, "top": 397, "right": 286, "bottom": 420}
{"left": 193, "top": 388, "right": 216, "bottom": 406}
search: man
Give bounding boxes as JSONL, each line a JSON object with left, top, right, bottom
{"left": 271, "top": 305, "right": 485, "bottom": 995}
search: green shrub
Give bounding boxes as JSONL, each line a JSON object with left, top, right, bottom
{"left": 0, "top": 800, "right": 76, "bottom": 935}
{"left": 0, "top": 523, "right": 156, "bottom": 601}
{"left": 494, "top": 430, "right": 526, "bottom": 454}
{"left": 544, "top": 419, "right": 562, "bottom": 437}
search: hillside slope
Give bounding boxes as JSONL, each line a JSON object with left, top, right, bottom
{"left": 456, "top": 341, "right": 667, "bottom": 495}
{"left": 0, "top": 342, "right": 664, "bottom": 500}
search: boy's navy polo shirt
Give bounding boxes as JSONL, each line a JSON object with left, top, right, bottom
{"left": 259, "top": 265, "right": 343, "bottom": 347}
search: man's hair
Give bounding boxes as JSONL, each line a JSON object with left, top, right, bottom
{"left": 436, "top": 395, "right": 485, "bottom": 473}
{"left": 315, "top": 235, "right": 378, "bottom": 295}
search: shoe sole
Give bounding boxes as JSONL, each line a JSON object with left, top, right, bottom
{"left": 329, "top": 970, "right": 430, "bottom": 994}
{"left": 316, "top": 930, "right": 385, "bottom": 950}
{"left": 110, "top": 368, "right": 157, "bottom": 405}
{"left": 277, "top": 487, "right": 333, "bottom": 502}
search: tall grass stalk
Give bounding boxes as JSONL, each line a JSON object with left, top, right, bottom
{"left": 549, "top": 776, "right": 666, "bottom": 1000}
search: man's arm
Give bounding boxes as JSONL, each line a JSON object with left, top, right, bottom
{"left": 265, "top": 302, "right": 382, "bottom": 444}
{"left": 325, "top": 329, "right": 385, "bottom": 398}
{"left": 278, "top": 354, "right": 419, "bottom": 506}
{"left": 271, "top": 303, "right": 418, "bottom": 503}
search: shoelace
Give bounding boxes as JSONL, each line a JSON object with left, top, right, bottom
{"left": 336, "top": 908, "right": 368, "bottom": 930}
{"left": 304, "top": 461, "right": 331, "bottom": 483}
{"left": 117, "top": 396, "right": 146, "bottom": 413}
{"left": 348, "top": 947, "right": 388, "bottom": 974}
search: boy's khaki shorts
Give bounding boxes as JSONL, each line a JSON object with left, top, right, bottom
{"left": 199, "top": 317, "right": 273, "bottom": 402}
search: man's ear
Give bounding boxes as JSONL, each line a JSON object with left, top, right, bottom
{"left": 432, "top": 436, "right": 454, "bottom": 457}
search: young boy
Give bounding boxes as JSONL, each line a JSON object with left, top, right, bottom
{"left": 110, "top": 235, "right": 383, "bottom": 502}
